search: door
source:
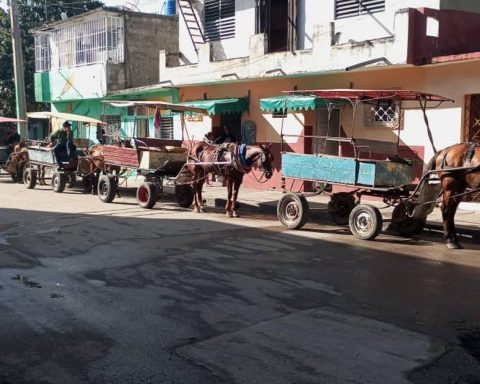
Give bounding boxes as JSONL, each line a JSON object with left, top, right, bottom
{"left": 220, "top": 113, "right": 242, "bottom": 143}
{"left": 464, "top": 94, "right": 480, "bottom": 202}
{"left": 313, "top": 109, "right": 340, "bottom": 156}
{"left": 256, "top": 0, "right": 297, "bottom": 53}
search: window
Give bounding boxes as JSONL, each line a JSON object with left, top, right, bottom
{"left": 335, "top": 0, "right": 385, "bottom": 19}
{"left": 272, "top": 110, "right": 287, "bottom": 118}
{"left": 204, "top": 0, "right": 235, "bottom": 42}
{"left": 158, "top": 116, "right": 174, "bottom": 139}
{"left": 364, "top": 101, "right": 400, "bottom": 129}
{"left": 34, "top": 15, "right": 124, "bottom": 72}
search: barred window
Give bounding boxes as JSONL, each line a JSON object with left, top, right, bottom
{"left": 158, "top": 116, "right": 174, "bottom": 139}
{"left": 34, "top": 15, "right": 124, "bottom": 72}
{"left": 335, "top": 0, "right": 385, "bottom": 19}
{"left": 204, "top": 0, "right": 235, "bottom": 42}
{"left": 364, "top": 101, "right": 400, "bottom": 129}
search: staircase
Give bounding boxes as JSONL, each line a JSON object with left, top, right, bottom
{"left": 177, "top": 0, "right": 205, "bottom": 56}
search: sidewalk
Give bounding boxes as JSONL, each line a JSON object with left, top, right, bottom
{"left": 200, "top": 185, "right": 480, "bottom": 239}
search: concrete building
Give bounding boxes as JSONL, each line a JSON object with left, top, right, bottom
{"left": 30, "top": 1, "right": 480, "bottom": 205}
{"left": 32, "top": 7, "right": 179, "bottom": 139}
{"left": 151, "top": 0, "right": 480, "bottom": 198}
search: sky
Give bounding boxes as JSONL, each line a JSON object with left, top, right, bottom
{"left": 0, "top": 0, "right": 167, "bottom": 15}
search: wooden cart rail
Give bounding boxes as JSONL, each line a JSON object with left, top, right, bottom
{"left": 102, "top": 145, "right": 139, "bottom": 168}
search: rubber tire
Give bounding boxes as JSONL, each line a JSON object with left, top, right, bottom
{"left": 349, "top": 204, "right": 383, "bottom": 240}
{"left": 328, "top": 192, "right": 356, "bottom": 225}
{"left": 277, "top": 193, "right": 309, "bottom": 230}
{"left": 175, "top": 184, "right": 194, "bottom": 208}
{"left": 23, "top": 168, "right": 37, "bottom": 189}
{"left": 391, "top": 202, "right": 426, "bottom": 237}
{"left": 97, "top": 174, "right": 117, "bottom": 203}
{"left": 137, "top": 182, "right": 158, "bottom": 209}
{"left": 52, "top": 172, "right": 67, "bottom": 193}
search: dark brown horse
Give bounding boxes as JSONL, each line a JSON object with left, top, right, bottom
{"left": 187, "top": 142, "right": 274, "bottom": 217}
{"left": 430, "top": 143, "right": 480, "bottom": 249}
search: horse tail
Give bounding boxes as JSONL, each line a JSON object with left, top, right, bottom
{"left": 424, "top": 152, "right": 438, "bottom": 174}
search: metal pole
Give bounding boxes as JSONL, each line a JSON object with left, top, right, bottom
{"left": 9, "top": 0, "right": 28, "bottom": 139}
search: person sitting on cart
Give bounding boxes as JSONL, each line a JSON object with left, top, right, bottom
{"left": 49, "top": 121, "right": 77, "bottom": 168}
{"left": 4, "top": 124, "right": 21, "bottom": 155}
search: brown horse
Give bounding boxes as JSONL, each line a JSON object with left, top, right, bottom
{"left": 430, "top": 143, "right": 480, "bottom": 249}
{"left": 187, "top": 142, "right": 274, "bottom": 217}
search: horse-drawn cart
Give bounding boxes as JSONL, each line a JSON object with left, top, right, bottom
{"left": 271, "top": 89, "right": 453, "bottom": 240}
{"left": 23, "top": 143, "right": 93, "bottom": 192}
{"left": 0, "top": 116, "right": 28, "bottom": 182}
{"left": 23, "top": 112, "right": 106, "bottom": 192}
{"left": 97, "top": 100, "right": 208, "bottom": 209}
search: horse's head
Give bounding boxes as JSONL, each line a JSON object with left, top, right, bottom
{"left": 256, "top": 144, "right": 274, "bottom": 179}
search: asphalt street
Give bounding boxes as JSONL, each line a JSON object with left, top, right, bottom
{"left": 1, "top": 176, "right": 480, "bottom": 384}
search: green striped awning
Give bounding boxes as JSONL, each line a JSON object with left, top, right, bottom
{"left": 260, "top": 95, "right": 329, "bottom": 112}
{"left": 179, "top": 98, "right": 249, "bottom": 115}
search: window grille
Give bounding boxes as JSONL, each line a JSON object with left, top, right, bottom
{"left": 34, "top": 15, "right": 124, "bottom": 72}
{"left": 335, "top": 0, "right": 385, "bottom": 19}
{"left": 272, "top": 110, "right": 287, "bottom": 118}
{"left": 204, "top": 0, "right": 235, "bottom": 42}
{"left": 159, "top": 116, "right": 174, "bottom": 139}
{"left": 103, "top": 115, "right": 122, "bottom": 141}
{"left": 363, "top": 102, "right": 400, "bottom": 129}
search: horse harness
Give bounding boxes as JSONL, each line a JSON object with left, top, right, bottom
{"left": 437, "top": 142, "right": 480, "bottom": 174}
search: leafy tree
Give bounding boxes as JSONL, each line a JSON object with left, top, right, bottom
{"left": 0, "top": 0, "right": 103, "bottom": 116}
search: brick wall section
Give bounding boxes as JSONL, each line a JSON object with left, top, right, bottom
{"left": 124, "top": 14, "right": 179, "bottom": 88}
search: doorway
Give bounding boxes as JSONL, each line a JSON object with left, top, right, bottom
{"left": 256, "top": 0, "right": 297, "bottom": 53}
{"left": 464, "top": 94, "right": 480, "bottom": 202}
{"left": 313, "top": 109, "right": 340, "bottom": 156}
{"left": 220, "top": 113, "right": 242, "bottom": 143}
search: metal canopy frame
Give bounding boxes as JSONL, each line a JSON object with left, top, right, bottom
{"left": 279, "top": 89, "right": 454, "bottom": 156}
{"left": 283, "top": 89, "right": 454, "bottom": 104}
{"left": 102, "top": 100, "right": 209, "bottom": 115}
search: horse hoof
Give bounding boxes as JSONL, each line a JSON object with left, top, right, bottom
{"left": 226, "top": 212, "right": 233, "bottom": 218}
{"left": 447, "top": 242, "right": 463, "bottom": 249}
{"left": 193, "top": 207, "right": 200, "bottom": 213}
{"left": 233, "top": 211, "right": 240, "bottom": 218}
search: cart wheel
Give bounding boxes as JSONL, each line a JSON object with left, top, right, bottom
{"left": 349, "top": 204, "right": 383, "bottom": 240}
{"left": 175, "top": 184, "right": 194, "bottom": 208}
{"left": 52, "top": 172, "right": 67, "bottom": 193}
{"left": 98, "top": 174, "right": 117, "bottom": 203}
{"left": 391, "top": 202, "right": 426, "bottom": 237}
{"left": 277, "top": 193, "right": 309, "bottom": 230}
{"left": 23, "top": 168, "right": 37, "bottom": 189}
{"left": 137, "top": 182, "right": 158, "bottom": 209}
{"left": 328, "top": 192, "right": 356, "bottom": 225}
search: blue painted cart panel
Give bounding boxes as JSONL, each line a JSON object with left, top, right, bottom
{"left": 281, "top": 152, "right": 412, "bottom": 187}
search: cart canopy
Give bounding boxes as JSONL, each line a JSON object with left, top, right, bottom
{"left": 27, "top": 111, "right": 105, "bottom": 125}
{"left": 0, "top": 116, "right": 27, "bottom": 123}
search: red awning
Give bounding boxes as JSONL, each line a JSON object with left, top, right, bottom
{"left": 0, "top": 116, "right": 27, "bottom": 123}
{"left": 283, "top": 89, "right": 454, "bottom": 103}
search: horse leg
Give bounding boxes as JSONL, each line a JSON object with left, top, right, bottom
{"left": 441, "top": 181, "right": 464, "bottom": 249}
{"left": 232, "top": 176, "right": 243, "bottom": 218}
{"left": 192, "top": 180, "right": 201, "bottom": 213}
{"left": 225, "top": 177, "right": 233, "bottom": 217}
{"left": 197, "top": 175, "right": 206, "bottom": 211}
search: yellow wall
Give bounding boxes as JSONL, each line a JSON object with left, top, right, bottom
{"left": 179, "top": 60, "right": 480, "bottom": 160}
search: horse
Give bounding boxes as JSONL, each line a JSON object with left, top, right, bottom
{"left": 187, "top": 142, "right": 274, "bottom": 217}
{"left": 429, "top": 142, "right": 480, "bottom": 249}
{"left": 5, "top": 141, "right": 28, "bottom": 182}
